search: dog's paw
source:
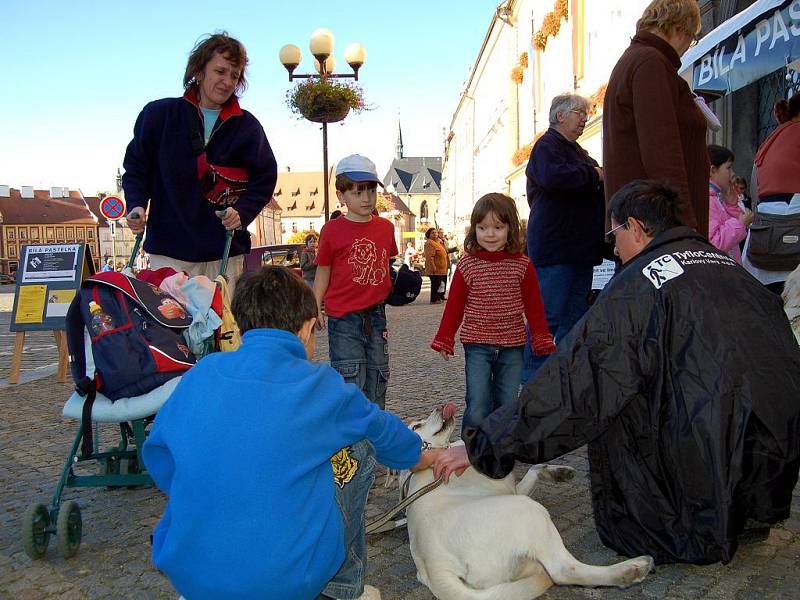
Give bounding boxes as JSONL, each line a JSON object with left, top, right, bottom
{"left": 540, "top": 465, "right": 577, "bottom": 483}
{"left": 383, "top": 469, "right": 400, "bottom": 489}
{"left": 615, "top": 555, "right": 654, "bottom": 587}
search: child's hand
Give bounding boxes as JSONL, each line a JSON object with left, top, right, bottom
{"left": 316, "top": 309, "right": 327, "bottom": 330}
{"left": 439, "top": 350, "right": 450, "bottom": 361}
{"left": 532, "top": 333, "right": 556, "bottom": 356}
{"left": 739, "top": 208, "right": 754, "bottom": 227}
{"left": 411, "top": 449, "right": 445, "bottom": 472}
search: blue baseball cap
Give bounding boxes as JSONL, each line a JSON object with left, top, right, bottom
{"left": 335, "top": 154, "right": 384, "bottom": 186}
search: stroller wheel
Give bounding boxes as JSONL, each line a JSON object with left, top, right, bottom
{"left": 56, "top": 500, "right": 82, "bottom": 559}
{"left": 22, "top": 503, "right": 51, "bottom": 559}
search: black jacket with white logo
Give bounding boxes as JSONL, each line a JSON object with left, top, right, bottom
{"left": 465, "top": 226, "right": 800, "bottom": 564}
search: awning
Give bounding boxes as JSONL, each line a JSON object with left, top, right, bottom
{"left": 679, "top": 0, "right": 800, "bottom": 97}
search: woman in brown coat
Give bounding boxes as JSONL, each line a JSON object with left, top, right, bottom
{"left": 424, "top": 227, "right": 449, "bottom": 303}
{"left": 603, "top": 0, "right": 710, "bottom": 235}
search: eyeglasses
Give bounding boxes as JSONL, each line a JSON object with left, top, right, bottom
{"left": 605, "top": 221, "right": 628, "bottom": 242}
{"left": 569, "top": 109, "right": 589, "bottom": 119}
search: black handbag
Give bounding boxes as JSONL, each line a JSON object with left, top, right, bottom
{"left": 747, "top": 209, "right": 800, "bottom": 271}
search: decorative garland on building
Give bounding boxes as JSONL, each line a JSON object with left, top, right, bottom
{"left": 510, "top": 52, "right": 530, "bottom": 84}
{"left": 589, "top": 82, "right": 607, "bottom": 115}
{"left": 532, "top": 0, "right": 569, "bottom": 51}
{"left": 511, "top": 131, "right": 546, "bottom": 167}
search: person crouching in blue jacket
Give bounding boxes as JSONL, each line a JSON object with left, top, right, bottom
{"left": 142, "top": 266, "right": 427, "bottom": 600}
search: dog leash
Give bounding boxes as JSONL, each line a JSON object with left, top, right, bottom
{"left": 365, "top": 473, "right": 445, "bottom": 535}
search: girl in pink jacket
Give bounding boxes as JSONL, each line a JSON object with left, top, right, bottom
{"left": 708, "top": 145, "right": 753, "bottom": 263}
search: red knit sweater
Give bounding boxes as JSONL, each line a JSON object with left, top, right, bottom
{"left": 431, "top": 251, "right": 555, "bottom": 355}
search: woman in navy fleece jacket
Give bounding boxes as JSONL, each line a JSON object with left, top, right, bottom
{"left": 122, "top": 32, "right": 277, "bottom": 279}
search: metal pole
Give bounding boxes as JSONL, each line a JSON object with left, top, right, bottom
{"left": 322, "top": 121, "right": 330, "bottom": 222}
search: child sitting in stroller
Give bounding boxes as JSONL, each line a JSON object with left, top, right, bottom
{"left": 142, "top": 266, "right": 427, "bottom": 600}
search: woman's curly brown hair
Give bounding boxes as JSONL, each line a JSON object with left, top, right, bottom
{"left": 183, "top": 32, "right": 249, "bottom": 96}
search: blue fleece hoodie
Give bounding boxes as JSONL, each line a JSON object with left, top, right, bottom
{"left": 142, "top": 329, "right": 421, "bottom": 600}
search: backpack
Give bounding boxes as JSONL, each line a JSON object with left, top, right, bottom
{"left": 66, "top": 272, "right": 197, "bottom": 455}
{"left": 386, "top": 264, "right": 422, "bottom": 306}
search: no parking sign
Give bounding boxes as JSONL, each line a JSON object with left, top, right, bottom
{"left": 99, "top": 195, "right": 126, "bottom": 221}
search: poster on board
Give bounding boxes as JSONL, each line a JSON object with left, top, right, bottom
{"left": 10, "top": 244, "right": 94, "bottom": 332}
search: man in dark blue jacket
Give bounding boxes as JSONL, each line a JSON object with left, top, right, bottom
{"left": 522, "top": 93, "right": 605, "bottom": 382}
{"left": 122, "top": 32, "right": 277, "bottom": 280}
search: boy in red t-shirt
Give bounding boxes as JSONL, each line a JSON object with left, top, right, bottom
{"left": 313, "top": 154, "right": 398, "bottom": 600}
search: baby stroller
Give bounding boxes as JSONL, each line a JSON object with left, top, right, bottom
{"left": 20, "top": 231, "right": 237, "bottom": 560}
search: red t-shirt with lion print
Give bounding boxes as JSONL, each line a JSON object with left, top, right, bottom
{"left": 317, "top": 216, "right": 399, "bottom": 318}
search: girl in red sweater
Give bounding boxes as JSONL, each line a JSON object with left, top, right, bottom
{"left": 431, "top": 193, "right": 555, "bottom": 433}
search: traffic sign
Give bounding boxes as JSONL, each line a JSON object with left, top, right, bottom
{"left": 99, "top": 195, "right": 126, "bottom": 221}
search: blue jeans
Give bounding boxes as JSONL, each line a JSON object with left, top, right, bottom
{"left": 521, "top": 263, "right": 593, "bottom": 384}
{"left": 327, "top": 304, "right": 389, "bottom": 410}
{"left": 322, "top": 439, "right": 376, "bottom": 600}
{"left": 463, "top": 344, "right": 523, "bottom": 433}
{"left": 324, "top": 305, "right": 387, "bottom": 598}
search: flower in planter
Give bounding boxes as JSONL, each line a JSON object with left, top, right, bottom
{"left": 511, "top": 66, "right": 524, "bottom": 85}
{"left": 286, "top": 77, "right": 368, "bottom": 123}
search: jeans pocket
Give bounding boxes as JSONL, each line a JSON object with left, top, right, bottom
{"left": 332, "top": 360, "right": 362, "bottom": 387}
{"left": 375, "top": 366, "right": 390, "bottom": 403}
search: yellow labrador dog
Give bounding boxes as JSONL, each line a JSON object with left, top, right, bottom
{"left": 402, "top": 404, "right": 654, "bottom": 600}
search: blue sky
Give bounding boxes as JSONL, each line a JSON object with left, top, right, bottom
{"left": 0, "top": 0, "right": 497, "bottom": 194}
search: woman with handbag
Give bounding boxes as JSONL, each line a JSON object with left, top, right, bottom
{"left": 743, "top": 95, "right": 800, "bottom": 294}
{"left": 123, "top": 32, "right": 277, "bottom": 281}
{"left": 424, "top": 228, "right": 448, "bottom": 304}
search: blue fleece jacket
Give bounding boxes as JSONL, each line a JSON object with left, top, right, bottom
{"left": 122, "top": 91, "right": 277, "bottom": 262}
{"left": 142, "top": 329, "right": 421, "bottom": 600}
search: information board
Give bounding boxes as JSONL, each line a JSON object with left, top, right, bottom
{"left": 10, "top": 244, "right": 95, "bottom": 332}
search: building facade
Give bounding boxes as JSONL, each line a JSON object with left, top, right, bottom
{"left": 0, "top": 186, "right": 101, "bottom": 276}
{"left": 438, "top": 0, "right": 654, "bottom": 235}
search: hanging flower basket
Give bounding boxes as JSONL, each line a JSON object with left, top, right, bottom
{"left": 286, "top": 78, "right": 367, "bottom": 124}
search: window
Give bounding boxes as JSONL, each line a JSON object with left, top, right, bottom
{"left": 46, "top": 227, "right": 55, "bottom": 240}
{"left": 19, "top": 228, "right": 27, "bottom": 240}
{"left": 56, "top": 227, "right": 65, "bottom": 240}
{"left": 9, "top": 245, "right": 16, "bottom": 257}
{"left": 7, "top": 229, "right": 15, "bottom": 241}
{"left": 31, "top": 228, "right": 39, "bottom": 240}
{"left": 76, "top": 228, "right": 84, "bottom": 240}
{"left": 420, "top": 201, "right": 429, "bottom": 220}
{"left": 66, "top": 227, "right": 74, "bottom": 239}
{"left": 87, "top": 229, "right": 94, "bottom": 239}
{"left": 292, "top": 222, "right": 297, "bottom": 233}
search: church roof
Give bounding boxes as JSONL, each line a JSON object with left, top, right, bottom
{"left": 382, "top": 157, "right": 442, "bottom": 195}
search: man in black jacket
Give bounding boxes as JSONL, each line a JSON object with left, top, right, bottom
{"left": 430, "top": 180, "right": 800, "bottom": 565}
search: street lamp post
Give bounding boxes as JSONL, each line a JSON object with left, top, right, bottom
{"left": 279, "top": 29, "right": 366, "bottom": 223}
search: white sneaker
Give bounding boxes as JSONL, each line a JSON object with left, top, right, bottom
{"left": 356, "top": 585, "right": 381, "bottom": 600}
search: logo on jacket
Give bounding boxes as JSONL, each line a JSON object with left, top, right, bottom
{"left": 331, "top": 447, "right": 359, "bottom": 488}
{"left": 347, "top": 238, "right": 387, "bottom": 286}
{"left": 642, "top": 254, "right": 684, "bottom": 289}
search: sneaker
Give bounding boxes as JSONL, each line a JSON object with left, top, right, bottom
{"left": 356, "top": 585, "right": 381, "bottom": 600}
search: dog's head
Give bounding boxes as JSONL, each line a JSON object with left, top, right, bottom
{"left": 408, "top": 403, "right": 457, "bottom": 449}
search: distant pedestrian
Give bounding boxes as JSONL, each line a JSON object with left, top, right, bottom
{"left": 423, "top": 228, "right": 448, "bottom": 303}
{"left": 101, "top": 258, "right": 114, "bottom": 273}
{"left": 431, "top": 193, "right": 555, "bottom": 433}
{"left": 299, "top": 233, "right": 318, "bottom": 288}
{"left": 134, "top": 248, "right": 150, "bottom": 272}
{"left": 403, "top": 241, "right": 415, "bottom": 268}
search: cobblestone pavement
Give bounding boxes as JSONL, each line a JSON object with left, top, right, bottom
{"left": 2, "top": 300, "right": 800, "bottom": 599}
